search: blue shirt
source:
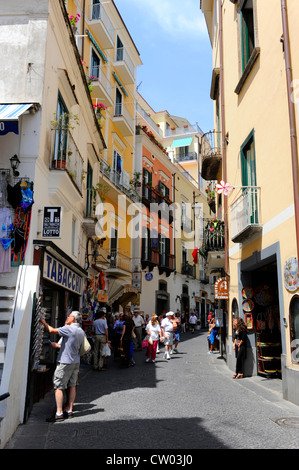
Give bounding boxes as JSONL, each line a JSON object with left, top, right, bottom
{"left": 57, "top": 323, "right": 85, "bottom": 364}
{"left": 93, "top": 318, "right": 108, "bottom": 335}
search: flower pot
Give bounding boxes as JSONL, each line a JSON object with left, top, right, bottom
{"left": 54, "top": 160, "right": 66, "bottom": 169}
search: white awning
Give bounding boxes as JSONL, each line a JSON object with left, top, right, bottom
{"left": 0, "top": 104, "right": 33, "bottom": 120}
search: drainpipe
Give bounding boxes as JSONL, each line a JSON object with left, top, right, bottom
{"left": 281, "top": 0, "right": 299, "bottom": 263}
{"left": 219, "top": 0, "right": 229, "bottom": 278}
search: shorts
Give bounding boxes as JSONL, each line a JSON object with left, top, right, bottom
{"left": 53, "top": 362, "right": 80, "bottom": 390}
{"left": 164, "top": 331, "right": 173, "bottom": 346}
{"left": 174, "top": 331, "right": 180, "bottom": 342}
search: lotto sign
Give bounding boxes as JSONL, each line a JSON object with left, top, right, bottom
{"left": 214, "top": 277, "right": 229, "bottom": 299}
{"left": 42, "top": 207, "right": 62, "bottom": 238}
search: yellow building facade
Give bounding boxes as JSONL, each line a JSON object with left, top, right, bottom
{"left": 65, "top": 0, "right": 142, "bottom": 309}
{"left": 201, "top": 0, "right": 299, "bottom": 404}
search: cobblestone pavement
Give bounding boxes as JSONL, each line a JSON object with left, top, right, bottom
{"left": 4, "top": 329, "right": 299, "bottom": 452}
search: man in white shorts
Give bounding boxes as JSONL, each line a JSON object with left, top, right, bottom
{"left": 40, "top": 310, "right": 85, "bottom": 422}
{"left": 161, "top": 311, "right": 174, "bottom": 360}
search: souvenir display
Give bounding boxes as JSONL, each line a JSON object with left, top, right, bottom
{"left": 245, "top": 312, "right": 254, "bottom": 330}
{"left": 254, "top": 285, "right": 274, "bottom": 306}
{"left": 242, "top": 286, "right": 254, "bottom": 299}
{"left": 242, "top": 298, "right": 254, "bottom": 312}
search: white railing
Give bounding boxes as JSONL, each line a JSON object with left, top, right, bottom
{"left": 136, "top": 103, "right": 163, "bottom": 137}
{"left": 89, "top": 65, "right": 113, "bottom": 102}
{"left": 165, "top": 123, "right": 202, "bottom": 137}
{"left": 109, "top": 251, "right": 132, "bottom": 272}
{"left": 114, "top": 102, "right": 134, "bottom": 132}
{"left": 230, "top": 187, "right": 261, "bottom": 241}
{"left": 89, "top": 2, "right": 114, "bottom": 43}
{"left": 115, "top": 47, "right": 135, "bottom": 79}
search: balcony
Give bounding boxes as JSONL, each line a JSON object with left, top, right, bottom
{"left": 182, "top": 262, "right": 195, "bottom": 278}
{"left": 106, "top": 250, "right": 133, "bottom": 276}
{"left": 89, "top": 66, "right": 113, "bottom": 107}
{"left": 165, "top": 123, "right": 202, "bottom": 138}
{"left": 113, "top": 47, "right": 135, "bottom": 84}
{"left": 230, "top": 187, "right": 262, "bottom": 243}
{"left": 159, "top": 253, "right": 175, "bottom": 277}
{"left": 50, "top": 129, "right": 84, "bottom": 194}
{"left": 88, "top": 2, "right": 114, "bottom": 49}
{"left": 201, "top": 219, "right": 225, "bottom": 275}
{"left": 113, "top": 102, "right": 134, "bottom": 136}
{"left": 136, "top": 103, "right": 163, "bottom": 138}
{"left": 141, "top": 246, "right": 159, "bottom": 271}
{"left": 99, "top": 158, "right": 140, "bottom": 203}
{"left": 175, "top": 151, "right": 198, "bottom": 163}
{"left": 201, "top": 130, "right": 222, "bottom": 181}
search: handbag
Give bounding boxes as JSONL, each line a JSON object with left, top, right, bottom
{"left": 80, "top": 335, "right": 91, "bottom": 356}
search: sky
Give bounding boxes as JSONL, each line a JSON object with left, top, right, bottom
{"left": 113, "top": 0, "right": 214, "bottom": 135}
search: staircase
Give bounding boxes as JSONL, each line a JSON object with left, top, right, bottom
{"left": 0, "top": 285, "right": 15, "bottom": 386}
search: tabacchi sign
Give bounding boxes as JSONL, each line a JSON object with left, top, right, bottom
{"left": 214, "top": 277, "right": 229, "bottom": 299}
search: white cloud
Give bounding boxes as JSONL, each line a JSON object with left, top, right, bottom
{"left": 115, "top": 0, "right": 207, "bottom": 39}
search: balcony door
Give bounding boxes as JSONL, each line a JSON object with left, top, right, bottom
{"left": 115, "top": 87, "right": 122, "bottom": 116}
{"left": 241, "top": 131, "right": 258, "bottom": 223}
{"left": 91, "top": 49, "right": 100, "bottom": 80}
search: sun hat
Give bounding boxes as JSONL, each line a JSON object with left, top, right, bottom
{"left": 166, "top": 311, "right": 174, "bottom": 316}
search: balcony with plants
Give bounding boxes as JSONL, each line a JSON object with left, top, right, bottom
{"left": 99, "top": 158, "right": 140, "bottom": 203}
{"left": 199, "top": 218, "right": 225, "bottom": 275}
{"left": 201, "top": 130, "right": 222, "bottom": 181}
{"left": 50, "top": 112, "right": 83, "bottom": 194}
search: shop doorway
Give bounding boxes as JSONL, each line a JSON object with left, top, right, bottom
{"left": 242, "top": 260, "right": 282, "bottom": 378}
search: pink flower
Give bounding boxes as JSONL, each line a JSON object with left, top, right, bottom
{"left": 216, "top": 180, "right": 233, "bottom": 196}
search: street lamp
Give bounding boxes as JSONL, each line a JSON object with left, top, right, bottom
{"left": 10, "top": 154, "right": 20, "bottom": 176}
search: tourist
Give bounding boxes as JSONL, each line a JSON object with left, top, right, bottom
{"left": 145, "top": 314, "right": 163, "bottom": 363}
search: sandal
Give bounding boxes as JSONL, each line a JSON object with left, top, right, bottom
{"left": 232, "top": 373, "right": 238, "bottom": 379}
{"left": 236, "top": 373, "right": 244, "bottom": 379}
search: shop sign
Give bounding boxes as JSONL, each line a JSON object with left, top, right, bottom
{"left": 215, "top": 277, "right": 229, "bottom": 299}
{"left": 43, "top": 253, "right": 83, "bottom": 295}
{"left": 42, "top": 206, "right": 62, "bottom": 238}
{"left": 0, "top": 120, "right": 18, "bottom": 136}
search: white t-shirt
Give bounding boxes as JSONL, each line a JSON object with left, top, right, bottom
{"left": 133, "top": 314, "right": 144, "bottom": 328}
{"left": 161, "top": 317, "right": 173, "bottom": 333}
{"left": 146, "top": 321, "right": 161, "bottom": 341}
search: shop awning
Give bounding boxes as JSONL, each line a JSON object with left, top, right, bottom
{"left": 0, "top": 104, "right": 34, "bottom": 136}
{"left": 107, "top": 278, "right": 138, "bottom": 306}
{"left": 171, "top": 137, "right": 193, "bottom": 148}
{"left": 0, "top": 104, "right": 33, "bottom": 120}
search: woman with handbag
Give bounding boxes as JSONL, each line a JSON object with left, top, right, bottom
{"left": 145, "top": 314, "right": 163, "bottom": 363}
{"left": 233, "top": 318, "right": 248, "bottom": 379}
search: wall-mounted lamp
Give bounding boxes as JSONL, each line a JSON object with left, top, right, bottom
{"left": 10, "top": 154, "right": 20, "bottom": 176}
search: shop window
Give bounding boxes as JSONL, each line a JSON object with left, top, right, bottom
{"left": 53, "top": 92, "right": 69, "bottom": 163}
{"left": 289, "top": 295, "right": 299, "bottom": 363}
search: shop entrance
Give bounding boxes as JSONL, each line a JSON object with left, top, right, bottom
{"left": 242, "top": 260, "right": 282, "bottom": 379}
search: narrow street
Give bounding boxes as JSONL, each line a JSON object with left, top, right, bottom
{"left": 5, "top": 329, "right": 299, "bottom": 452}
